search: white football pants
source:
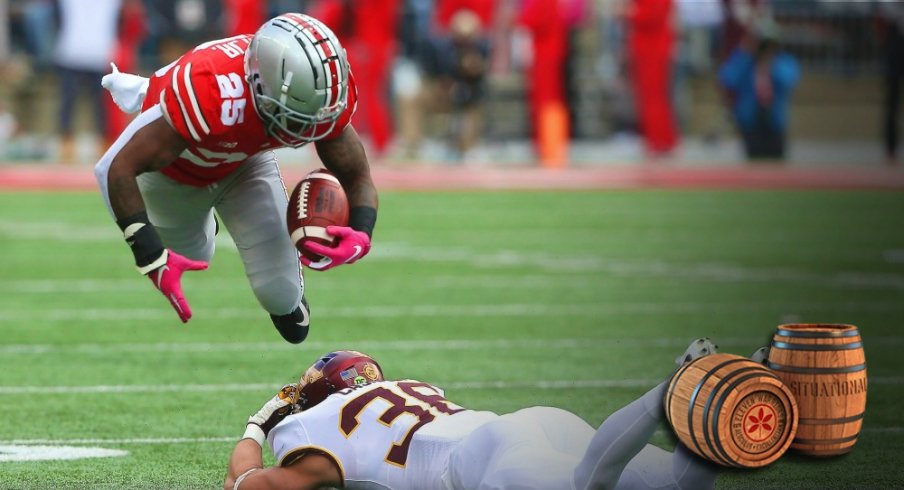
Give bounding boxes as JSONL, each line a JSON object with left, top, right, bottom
{"left": 445, "top": 382, "right": 718, "bottom": 490}
{"left": 95, "top": 106, "right": 304, "bottom": 320}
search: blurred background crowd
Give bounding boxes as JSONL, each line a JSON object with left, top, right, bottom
{"left": 0, "top": 0, "right": 899, "bottom": 167}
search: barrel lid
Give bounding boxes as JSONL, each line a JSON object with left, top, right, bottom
{"left": 776, "top": 324, "right": 859, "bottom": 338}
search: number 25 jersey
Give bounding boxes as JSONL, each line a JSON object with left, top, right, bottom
{"left": 268, "top": 380, "right": 498, "bottom": 489}
{"left": 142, "top": 34, "right": 357, "bottom": 187}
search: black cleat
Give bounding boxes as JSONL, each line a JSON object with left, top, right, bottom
{"left": 270, "top": 298, "right": 310, "bottom": 344}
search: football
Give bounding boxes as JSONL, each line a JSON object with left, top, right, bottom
{"left": 287, "top": 168, "right": 349, "bottom": 262}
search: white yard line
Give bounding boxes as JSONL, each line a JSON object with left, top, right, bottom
{"left": 4, "top": 269, "right": 903, "bottom": 293}
{"left": 0, "top": 337, "right": 766, "bottom": 354}
{"left": 0, "top": 300, "right": 901, "bottom": 324}
{"left": 3, "top": 427, "right": 902, "bottom": 447}
{"left": 2, "top": 240, "right": 903, "bottom": 292}
{"left": 2, "top": 335, "right": 902, "bottom": 355}
{"left": 0, "top": 379, "right": 659, "bottom": 395}
{"left": 884, "top": 249, "right": 904, "bottom": 264}
{"left": 0, "top": 437, "right": 236, "bottom": 445}
{"left": 0, "top": 377, "right": 900, "bottom": 395}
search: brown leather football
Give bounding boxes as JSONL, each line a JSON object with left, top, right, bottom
{"left": 287, "top": 168, "right": 349, "bottom": 262}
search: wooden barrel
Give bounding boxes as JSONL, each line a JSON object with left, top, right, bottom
{"left": 767, "top": 324, "right": 867, "bottom": 457}
{"left": 665, "top": 353, "right": 798, "bottom": 468}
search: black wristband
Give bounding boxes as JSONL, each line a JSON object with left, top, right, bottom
{"left": 348, "top": 206, "right": 377, "bottom": 238}
{"left": 116, "top": 211, "right": 165, "bottom": 271}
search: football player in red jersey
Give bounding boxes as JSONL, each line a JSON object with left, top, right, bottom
{"left": 94, "top": 14, "right": 378, "bottom": 343}
{"left": 223, "top": 343, "right": 723, "bottom": 490}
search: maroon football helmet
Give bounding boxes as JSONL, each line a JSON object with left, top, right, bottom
{"left": 297, "top": 350, "right": 384, "bottom": 410}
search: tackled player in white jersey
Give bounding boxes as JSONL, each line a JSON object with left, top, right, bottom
{"left": 224, "top": 344, "right": 722, "bottom": 490}
{"left": 96, "top": 13, "right": 378, "bottom": 343}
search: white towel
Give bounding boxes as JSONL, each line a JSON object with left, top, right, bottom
{"left": 101, "top": 63, "right": 149, "bottom": 114}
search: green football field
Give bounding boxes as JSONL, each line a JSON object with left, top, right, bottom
{"left": 0, "top": 189, "right": 902, "bottom": 489}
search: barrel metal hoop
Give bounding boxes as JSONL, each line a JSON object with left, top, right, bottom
{"left": 708, "top": 370, "right": 784, "bottom": 466}
{"left": 776, "top": 329, "right": 859, "bottom": 339}
{"left": 771, "top": 341, "right": 863, "bottom": 351}
{"left": 799, "top": 413, "right": 865, "bottom": 425}
{"left": 793, "top": 433, "right": 860, "bottom": 446}
{"left": 687, "top": 358, "right": 750, "bottom": 461}
{"left": 766, "top": 362, "right": 866, "bottom": 374}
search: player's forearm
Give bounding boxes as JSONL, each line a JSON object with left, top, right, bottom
{"left": 316, "top": 126, "right": 378, "bottom": 235}
{"left": 106, "top": 166, "right": 171, "bottom": 273}
{"left": 316, "top": 127, "right": 377, "bottom": 207}
{"left": 101, "top": 115, "right": 186, "bottom": 221}
{"left": 345, "top": 176, "right": 378, "bottom": 213}
{"left": 103, "top": 129, "right": 188, "bottom": 273}
{"left": 107, "top": 166, "right": 148, "bottom": 221}
{"left": 224, "top": 439, "right": 265, "bottom": 490}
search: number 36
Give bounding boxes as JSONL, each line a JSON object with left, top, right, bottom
{"left": 339, "top": 381, "right": 464, "bottom": 466}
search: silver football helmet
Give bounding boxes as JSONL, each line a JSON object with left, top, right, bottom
{"left": 245, "top": 13, "right": 350, "bottom": 147}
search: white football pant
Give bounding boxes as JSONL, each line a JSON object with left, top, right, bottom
{"left": 95, "top": 106, "right": 303, "bottom": 319}
{"left": 445, "top": 382, "right": 718, "bottom": 490}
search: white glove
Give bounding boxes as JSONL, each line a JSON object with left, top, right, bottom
{"left": 242, "top": 384, "right": 299, "bottom": 447}
{"left": 101, "top": 63, "right": 149, "bottom": 114}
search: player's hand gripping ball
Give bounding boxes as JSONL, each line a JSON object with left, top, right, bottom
{"left": 287, "top": 168, "right": 349, "bottom": 263}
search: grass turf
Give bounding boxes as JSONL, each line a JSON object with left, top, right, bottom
{"left": 0, "top": 189, "right": 901, "bottom": 489}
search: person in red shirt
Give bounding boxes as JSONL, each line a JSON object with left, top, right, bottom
{"left": 95, "top": 14, "right": 378, "bottom": 343}
{"left": 626, "top": 0, "right": 678, "bottom": 156}
{"left": 518, "top": 0, "right": 570, "bottom": 166}
{"left": 308, "top": 0, "right": 400, "bottom": 158}
{"left": 104, "top": 0, "right": 147, "bottom": 148}
{"left": 435, "top": 0, "right": 496, "bottom": 32}
{"left": 224, "top": 0, "right": 265, "bottom": 38}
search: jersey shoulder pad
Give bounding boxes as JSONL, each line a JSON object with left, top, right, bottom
{"left": 156, "top": 52, "right": 226, "bottom": 143}
{"left": 268, "top": 413, "right": 347, "bottom": 478}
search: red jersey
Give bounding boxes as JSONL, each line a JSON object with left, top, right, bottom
{"left": 143, "top": 35, "right": 358, "bottom": 186}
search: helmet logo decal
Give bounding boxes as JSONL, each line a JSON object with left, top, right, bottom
{"left": 305, "top": 368, "right": 323, "bottom": 384}
{"left": 363, "top": 363, "right": 380, "bottom": 381}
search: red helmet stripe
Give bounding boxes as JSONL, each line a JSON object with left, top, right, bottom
{"left": 280, "top": 13, "right": 310, "bottom": 27}
{"left": 328, "top": 59, "right": 341, "bottom": 105}
{"left": 320, "top": 41, "right": 334, "bottom": 58}
{"left": 321, "top": 55, "right": 336, "bottom": 107}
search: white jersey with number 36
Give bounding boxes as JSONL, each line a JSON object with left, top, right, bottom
{"left": 268, "top": 380, "right": 498, "bottom": 489}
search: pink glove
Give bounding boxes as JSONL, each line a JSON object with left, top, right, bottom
{"left": 301, "top": 226, "right": 371, "bottom": 271}
{"left": 146, "top": 250, "right": 209, "bottom": 322}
